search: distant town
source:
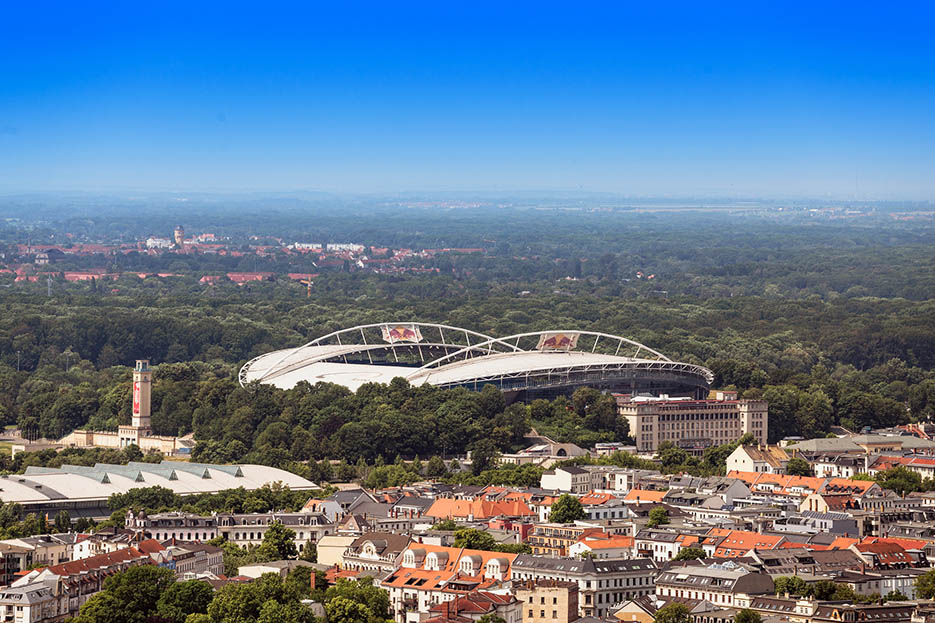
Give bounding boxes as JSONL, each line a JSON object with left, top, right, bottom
{"left": 0, "top": 224, "right": 490, "bottom": 285}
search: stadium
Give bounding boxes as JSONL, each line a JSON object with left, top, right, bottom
{"left": 240, "top": 323, "right": 714, "bottom": 402}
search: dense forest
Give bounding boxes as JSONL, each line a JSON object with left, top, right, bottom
{"left": 1, "top": 201, "right": 935, "bottom": 470}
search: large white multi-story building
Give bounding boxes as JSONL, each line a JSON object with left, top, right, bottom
{"left": 510, "top": 555, "right": 657, "bottom": 618}
{"left": 617, "top": 392, "right": 768, "bottom": 454}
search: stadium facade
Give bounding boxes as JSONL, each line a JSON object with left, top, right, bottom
{"left": 240, "top": 323, "right": 714, "bottom": 402}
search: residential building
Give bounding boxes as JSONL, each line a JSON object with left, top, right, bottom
{"left": 0, "top": 581, "right": 60, "bottom": 623}
{"left": 300, "top": 498, "right": 344, "bottom": 522}
{"left": 216, "top": 511, "right": 333, "bottom": 555}
{"left": 514, "top": 580, "right": 579, "bottom": 623}
{"left": 744, "top": 547, "right": 863, "bottom": 576}
{"left": 0, "top": 535, "right": 76, "bottom": 586}
{"left": 568, "top": 534, "right": 634, "bottom": 560}
{"left": 382, "top": 544, "right": 518, "bottom": 623}
{"left": 725, "top": 445, "right": 790, "bottom": 474}
{"left": 540, "top": 466, "right": 592, "bottom": 494}
{"left": 317, "top": 535, "right": 357, "bottom": 568}
{"left": 343, "top": 532, "right": 413, "bottom": 574}
{"left": 655, "top": 561, "right": 774, "bottom": 607}
{"left": 529, "top": 525, "right": 601, "bottom": 557}
{"left": 132, "top": 511, "right": 219, "bottom": 541}
{"left": 510, "top": 555, "right": 657, "bottom": 618}
{"left": 634, "top": 529, "right": 688, "bottom": 562}
{"left": 167, "top": 543, "right": 224, "bottom": 578}
{"left": 10, "top": 540, "right": 165, "bottom": 619}
{"left": 424, "top": 592, "right": 521, "bottom": 623}
{"left": 835, "top": 568, "right": 926, "bottom": 599}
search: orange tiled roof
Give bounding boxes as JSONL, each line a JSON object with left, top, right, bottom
{"left": 829, "top": 537, "right": 860, "bottom": 550}
{"left": 579, "top": 492, "right": 616, "bottom": 506}
{"left": 499, "top": 491, "right": 536, "bottom": 503}
{"left": 677, "top": 535, "right": 701, "bottom": 548}
{"left": 859, "top": 536, "right": 929, "bottom": 551}
{"left": 854, "top": 541, "right": 916, "bottom": 565}
{"left": 577, "top": 535, "right": 634, "bottom": 550}
{"left": 708, "top": 529, "right": 785, "bottom": 557}
{"left": 623, "top": 489, "right": 666, "bottom": 503}
{"left": 383, "top": 543, "right": 517, "bottom": 593}
{"left": 727, "top": 471, "right": 877, "bottom": 497}
{"left": 426, "top": 498, "right": 534, "bottom": 520}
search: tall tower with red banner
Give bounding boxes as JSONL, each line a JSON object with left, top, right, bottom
{"left": 119, "top": 359, "right": 153, "bottom": 447}
{"left": 131, "top": 359, "right": 153, "bottom": 433}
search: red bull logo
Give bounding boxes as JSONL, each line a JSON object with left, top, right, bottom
{"left": 536, "top": 332, "right": 580, "bottom": 351}
{"left": 381, "top": 324, "right": 423, "bottom": 343}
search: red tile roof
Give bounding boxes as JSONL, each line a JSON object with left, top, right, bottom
{"left": 48, "top": 542, "right": 159, "bottom": 576}
{"left": 708, "top": 529, "right": 785, "bottom": 557}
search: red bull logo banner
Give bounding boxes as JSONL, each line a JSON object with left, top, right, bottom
{"left": 536, "top": 332, "right": 580, "bottom": 351}
{"left": 132, "top": 381, "right": 141, "bottom": 416}
{"left": 381, "top": 324, "right": 423, "bottom": 344}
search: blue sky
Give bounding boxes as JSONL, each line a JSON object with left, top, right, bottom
{"left": 1, "top": 2, "right": 933, "bottom": 198}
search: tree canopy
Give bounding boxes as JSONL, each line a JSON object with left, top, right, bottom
{"left": 549, "top": 494, "right": 586, "bottom": 523}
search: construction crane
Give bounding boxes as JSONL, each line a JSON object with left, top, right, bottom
{"left": 300, "top": 279, "right": 314, "bottom": 298}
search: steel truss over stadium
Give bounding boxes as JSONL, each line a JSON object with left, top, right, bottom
{"left": 240, "top": 322, "right": 714, "bottom": 401}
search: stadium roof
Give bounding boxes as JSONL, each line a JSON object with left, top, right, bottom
{"left": 240, "top": 322, "right": 713, "bottom": 395}
{"left": 0, "top": 462, "right": 318, "bottom": 506}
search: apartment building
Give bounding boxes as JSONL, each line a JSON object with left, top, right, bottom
{"left": 343, "top": 532, "right": 412, "bottom": 574}
{"left": 167, "top": 543, "right": 224, "bottom": 578}
{"left": 131, "top": 511, "right": 219, "bottom": 541}
{"left": 567, "top": 534, "right": 634, "bottom": 560}
{"left": 8, "top": 540, "right": 166, "bottom": 619}
{"left": 726, "top": 445, "right": 790, "bottom": 474}
{"left": 655, "top": 561, "right": 774, "bottom": 607}
{"left": 514, "top": 580, "right": 579, "bottom": 623}
{"left": 510, "top": 555, "right": 657, "bottom": 618}
{"left": 0, "top": 535, "right": 77, "bottom": 586}
{"left": 0, "top": 581, "right": 59, "bottom": 623}
{"left": 216, "top": 512, "right": 332, "bottom": 555}
{"left": 381, "top": 544, "right": 518, "bottom": 623}
{"left": 617, "top": 393, "right": 767, "bottom": 454}
{"left": 529, "top": 525, "right": 601, "bottom": 557}
{"left": 540, "top": 466, "right": 592, "bottom": 494}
